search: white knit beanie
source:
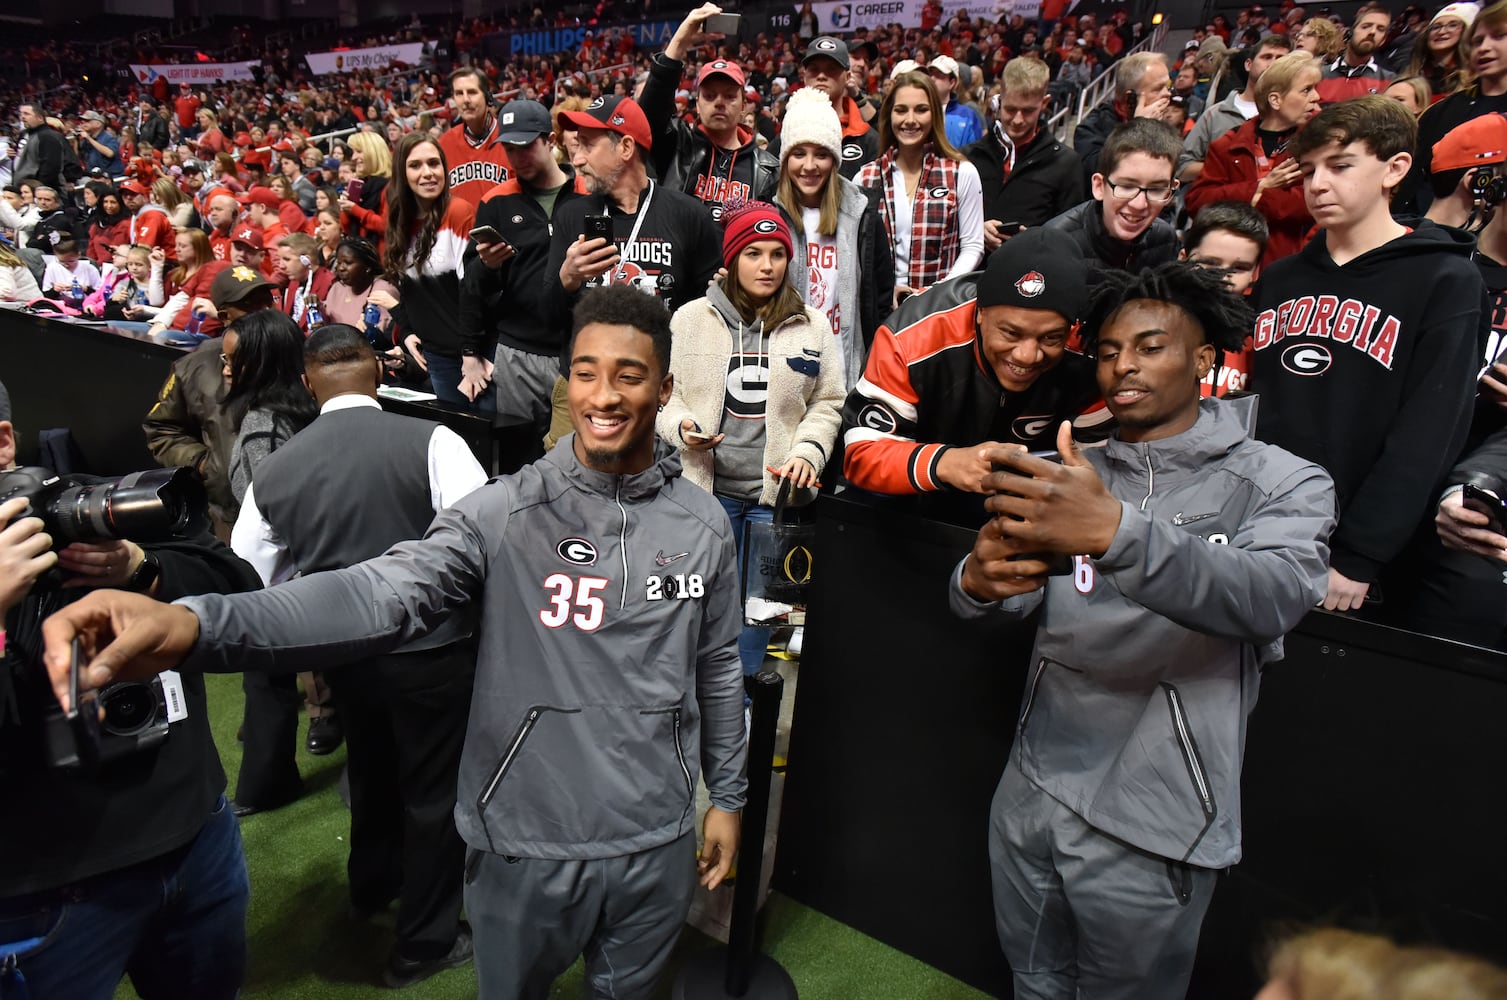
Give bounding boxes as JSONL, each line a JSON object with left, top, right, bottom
{"left": 779, "top": 87, "right": 843, "bottom": 166}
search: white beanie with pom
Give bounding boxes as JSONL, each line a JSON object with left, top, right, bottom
{"left": 779, "top": 87, "right": 844, "bottom": 166}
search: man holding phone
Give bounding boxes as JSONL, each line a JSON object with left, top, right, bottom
{"left": 963, "top": 58, "right": 1084, "bottom": 256}
{"left": 952, "top": 263, "right": 1334, "bottom": 999}
{"left": 465, "top": 100, "right": 592, "bottom": 440}
{"left": 641, "top": 4, "right": 780, "bottom": 220}
{"left": 544, "top": 96, "right": 721, "bottom": 446}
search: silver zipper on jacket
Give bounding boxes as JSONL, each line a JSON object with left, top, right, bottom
{"left": 1018, "top": 658, "right": 1049, "bottom": 730}
{"left": 672, "top": 708, "right": 693, "bottom": 800}
{"left": 1162, "top": 684, "right": 1216, "bottom": 819}
{"left": 615, "top": 481, "right": 629, "bottom": 610}
{"left": 479, "top": 708, "right": 542, "bottom": 809}
{"left": 1139, "top": 444, "right": 1155, "bottom": 511}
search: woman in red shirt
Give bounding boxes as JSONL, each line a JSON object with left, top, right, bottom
{"left": 268, "top": 174, "right": 313, "bottom": 235}
{"left": 147, "top": 229, "right": 230, "bottom": 340}
{"left": 1185, "top": 51, "right": 1323, "bottom": 268}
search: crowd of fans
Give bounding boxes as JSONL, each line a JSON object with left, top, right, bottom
{"left": 1, "top": 0, "right": 1504, "bottom": 633}
{"left": 6, "top": 0, "right": 1507, "bottom": 995}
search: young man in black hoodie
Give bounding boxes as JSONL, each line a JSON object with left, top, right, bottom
{"left": 1043, "top": 119, "right": 1181, "bottom": 276}
{"left": 1251, "top": 96, "right": 1485, "bottom": 614}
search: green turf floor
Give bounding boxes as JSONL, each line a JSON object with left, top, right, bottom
{"left": 117, "top": 672, "right": 991, "bottom": 999}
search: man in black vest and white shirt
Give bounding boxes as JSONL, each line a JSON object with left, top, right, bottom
{"left": 229, "top": 325, "right": 488, "bottom": 988}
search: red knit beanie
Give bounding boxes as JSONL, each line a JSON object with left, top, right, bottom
{"left": 721, "top": 200, "right": 794, "bottom": 270}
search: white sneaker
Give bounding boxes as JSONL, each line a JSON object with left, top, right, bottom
{"left": 787, "top": 627, "right": 804, "bottom": 658}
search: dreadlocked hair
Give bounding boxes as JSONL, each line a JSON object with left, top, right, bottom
{"left": 1079, "top": 262, "right": 1253, "bottom": 369}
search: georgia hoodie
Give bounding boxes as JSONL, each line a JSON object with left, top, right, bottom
{"left": 1250, "top": 222, "right": 1488, "bottom": 584}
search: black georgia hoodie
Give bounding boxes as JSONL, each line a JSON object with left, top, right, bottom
{"left": 1251, "top": 222, "right": 1488, "bottom": 583}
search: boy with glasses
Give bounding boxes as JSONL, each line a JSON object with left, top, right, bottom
{"left": 1044, "top": 119, "right": 1181, "bottom": 275}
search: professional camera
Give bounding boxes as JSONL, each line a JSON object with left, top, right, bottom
{"left": 0, "top": 466, "right": 207, "bottom": 548}
{"left": 0, "top": 466, "right": 207, "bottom": 769}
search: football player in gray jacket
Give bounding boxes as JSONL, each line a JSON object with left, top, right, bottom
{"left": 44, "top": 286, "right": 748, "bottom": 1000}
{"left": 951, "top": 263, "right": 1335, "bottom": 1000}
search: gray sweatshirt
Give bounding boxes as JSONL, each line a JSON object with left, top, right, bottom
{"left": 181, "top": 436, "right": 748, "bottom": 860}
{"left": 951, "top": 399, "right": 1335, "bottom": 868}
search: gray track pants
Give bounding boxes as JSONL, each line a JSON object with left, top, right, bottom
{"left": 463, "top": 830, "right": 698, "bottom": 1000}
{"left": 990, "top": 761, "right": 1219, "bottom": 1000}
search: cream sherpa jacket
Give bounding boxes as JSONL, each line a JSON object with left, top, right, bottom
{"left": 658, "top": 285, "right": 845, "bottom": 506}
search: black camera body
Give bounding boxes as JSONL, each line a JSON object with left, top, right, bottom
{"left": 0, "top": 465, "right": 205, "bottom": 770}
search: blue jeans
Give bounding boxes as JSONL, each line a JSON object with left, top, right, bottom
{"left": 427, "top": 351, "right": 496, "bottom": 415}
{"left": 717, "top": 494, "right": 774, "bottom": 677}
{"left": 0, "top": 796, "right": 249, "bottom": 1000}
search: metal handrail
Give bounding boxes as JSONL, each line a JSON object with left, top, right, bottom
{"left": 1047, "top": 103, "right": 1072, "bottom": 138}
{"left": 1072, "top": 21, "right": 1170, "bottom": 131}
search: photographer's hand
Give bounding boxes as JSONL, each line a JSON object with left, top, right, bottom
{"left": 980, "top": 422, "right": 1122, "bottom": 557}
{"left": 57, "top": 540, "right": 148, "bottom": 591}
{"left": 0, "top": 497, "right": 58, "bottom": 615}
{"left": 41, "top": 591, "right": 199, "bottom": 712}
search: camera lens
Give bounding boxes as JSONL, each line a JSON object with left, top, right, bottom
{"left": 99, "top": 683, "right": 159, "bottom": 736}
{"left": 45, "top": 468, "right": 208, "bottom": 545}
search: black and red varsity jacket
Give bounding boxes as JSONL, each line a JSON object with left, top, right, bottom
{"left": 840, "top": 275, "right": 1104, "bottom": 495}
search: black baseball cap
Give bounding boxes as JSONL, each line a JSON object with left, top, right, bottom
{"left": 497, "top": 100, "right": 553, "bottom": 145}
{"left": 803, "top": 36, "right": 850, "bottom": 70}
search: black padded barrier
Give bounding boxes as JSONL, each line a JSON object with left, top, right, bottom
{"left": 0, "top": 310, "right": 538, "bottom": 476}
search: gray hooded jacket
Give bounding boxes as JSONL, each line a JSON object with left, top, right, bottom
{"left": 951, "top": 399, "right": 1334, "bottom": 868}
{"left": 181, "top": 436, "right": 748, "bottom": 860}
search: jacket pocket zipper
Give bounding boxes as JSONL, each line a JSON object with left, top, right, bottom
{"left": 1019, "top": 658, "right": 1049, "bottom": 731}
{"left": 641, "top": 706, "right": 696, "bottom": 835}
{"left": 1162, "top": 683, "right": 1216, "bottom": 820}
{"left": 478, "top": 706, "right": 578, "bottom": 810}
{"left": 671, "top": 708, "right": 693, "bottom": 800}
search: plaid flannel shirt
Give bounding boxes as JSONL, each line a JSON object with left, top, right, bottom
{"left": 856, "top": 145, "right": 962, "bottom": 291}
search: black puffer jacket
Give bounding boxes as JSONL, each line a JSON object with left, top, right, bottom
{"left": 1042, "top": 199, "right": 1179, "bottom": 276}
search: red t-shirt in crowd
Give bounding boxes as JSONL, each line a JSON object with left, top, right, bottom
{"left": 175, "top": 94, "right": 201, "bottom": 128}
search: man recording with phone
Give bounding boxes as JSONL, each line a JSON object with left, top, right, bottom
{"left": 641, "top": 3, "right": 780, "bottom": 220}
{"left": 0, "top": 380, "right": 263, "bottom": 998}
{"left": 951, "top": 263, "right": 1334, "bottom": 999}
{"left": 1072, "top": 53, "right": 1178, "bottom": 182}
